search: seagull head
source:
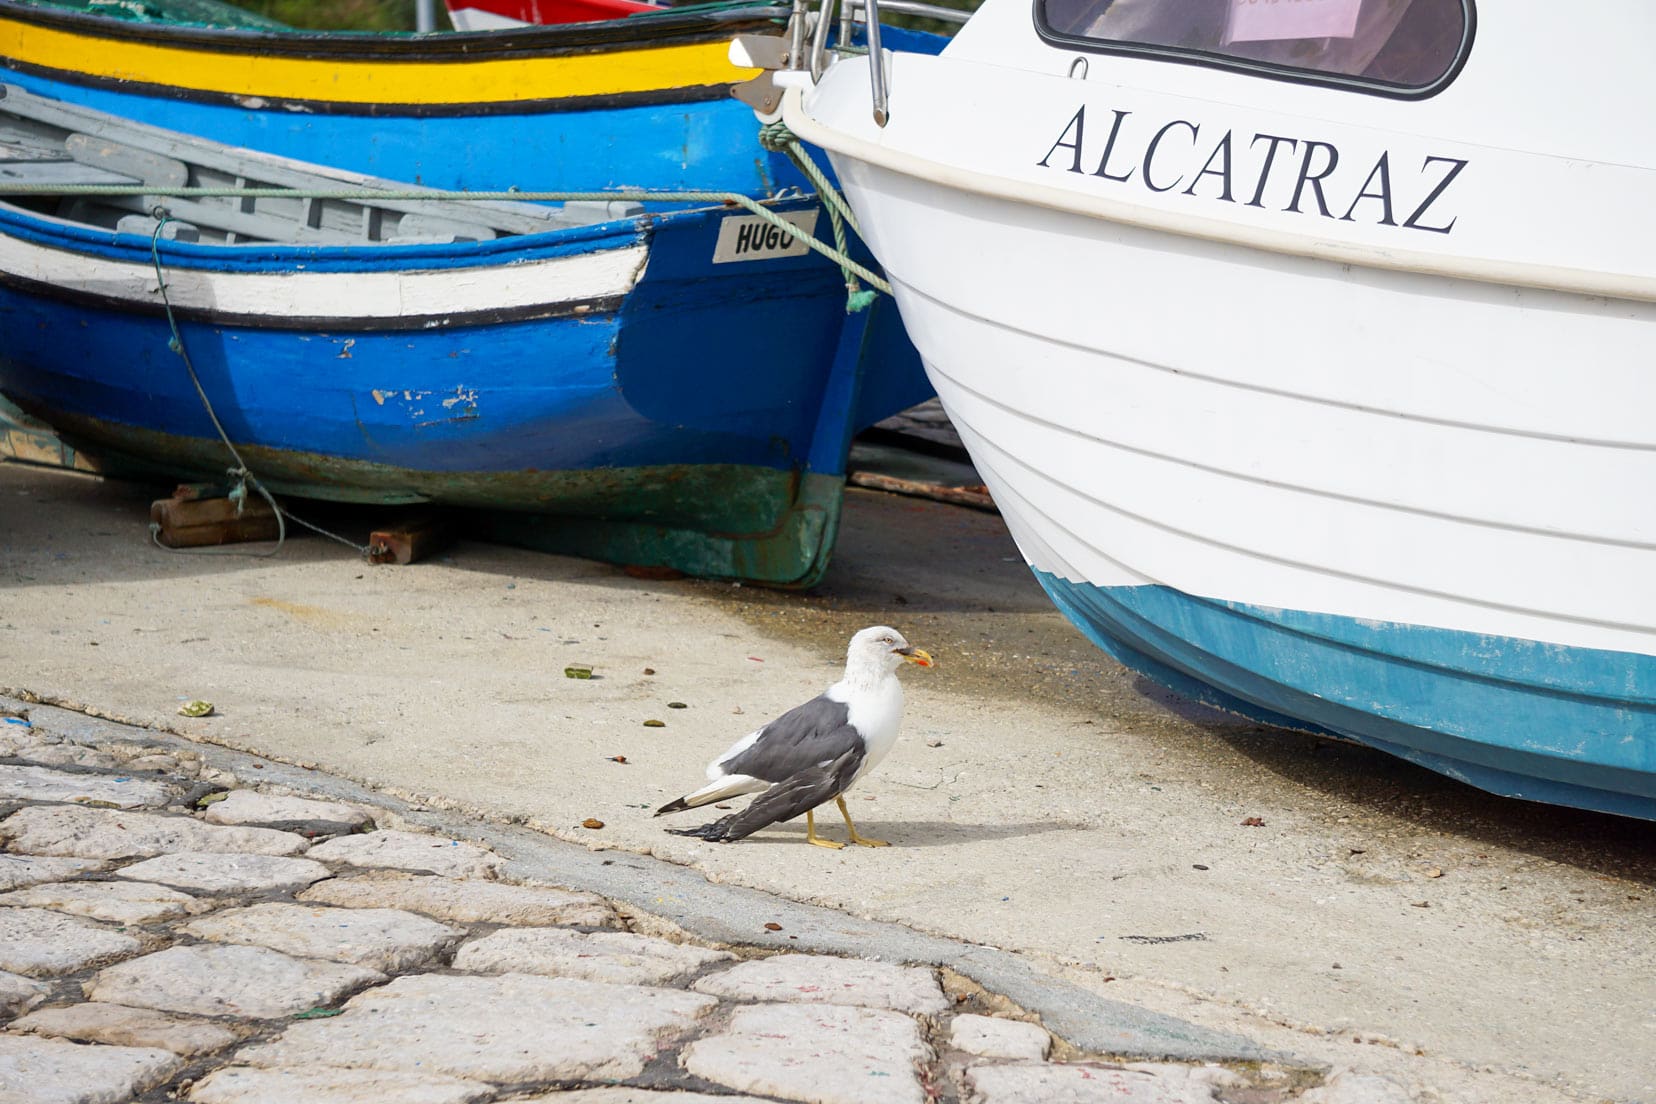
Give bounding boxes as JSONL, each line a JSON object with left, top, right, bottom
{"left": 846, "top": 625, "right": 934, "bottom": 681}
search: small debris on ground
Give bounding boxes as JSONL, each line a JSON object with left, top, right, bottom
{"left": 177, "top": 700, "right": 215, "bottom": 718}
{"left": 564, "top": 665, "right": 593, "bottom": 680}
{"left": 643, "top": 720, "right": 666, "bottom": 728}
{"left": 581, "top": 818, "right": 605, "bottom": 829}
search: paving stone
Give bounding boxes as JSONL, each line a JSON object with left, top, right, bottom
{"left": 0, "top": 721, "right": 48, "bottom": 758}
{"left": 949, "top": 1014, "right": 1051, "bottom": 1061}
{"left": 0, "top": 806, "right": 309, "bottom": 860}
{"left": 305, "top": 831, "right": 503, "bottom": 879}
{"left": 0, "top": 855, "right": 108, "bottom": 892}
{"left": 12, "top": 1003, "right": 245, "bottom": 1056}
{"left": 454, "top": 927, "right": 731, "bottom": 985}
{"left": 0, "top": 1034, "right": 183, "bottom": 1104}
{"left": 17, "top": 745, "right": 123, "bottom": 770}
{"left": 1299, "top": 1068, "right": 1413, "bottom": 1104}
{"left": 115, "top": 852, "right": 330, "bottom": 895}
{"left": 203, "top": 790, "right": 374, "bottom": 836}
{"left": 0, "top": 880, "right": 203, "bottom": 924}
{"left": 182, "top": 903, "right": 463, "bottom": 972}
{"left": 187, "top": 1066, "right": 493, "bottom": 1104}
{"left": 122, "top": 754, "right": 195, "bottom": 776}
{"left": 0, "top": 908, "right": 142, "bottom": 977}
{"left": 0, "top": 971, "right": 46, "bottom": 1021}
{"left": 0, "top": 764, "right": 175, "bottom": 809}
{"left": 86, "top": 944, "right": 384, "bottom": 1019}
{"left": 240, "top": 973, "right": 716, "bottom": 1082}
{"left": 965, "top": 1062, "right": 1233, "bottom": 1104}
{"left": 518, "top": 1091, "right": 777, "bottom": 1103}
{"left": 297, "top": 872, "right": 616, "bottom": 927}
{"left": 692, "top": 954, "right": 950, "bottom": 1015}
{"left": 683, "top": 1002, "right": 931, "bottom": 1104}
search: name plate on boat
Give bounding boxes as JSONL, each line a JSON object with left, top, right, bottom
{"left": 712, "top": 210, "right": 819, "bottom": 264}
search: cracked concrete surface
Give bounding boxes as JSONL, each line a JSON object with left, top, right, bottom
{"left": 1, "top": 461, "right": 1652, "bottom": 1103}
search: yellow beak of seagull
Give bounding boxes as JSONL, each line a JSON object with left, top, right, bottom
{"left": 897, "top": 646, "right": 934, "bottom": 668}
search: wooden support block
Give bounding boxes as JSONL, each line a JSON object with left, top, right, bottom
{"left": 150, "top": 491, "right": 279, "bottom": 548}
{"left": 367, "top": 513, "right": 453, "bottom": 565}
{"left": 170, "top": 482, "right": 231, "bottom": 502}
{"left": 847, "top": 471, "right": 997, "bottom": 512}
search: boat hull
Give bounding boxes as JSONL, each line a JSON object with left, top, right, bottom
{"left": 797, "top": 60, "right": 1656, "bottom": 814}
{"left": 0, "top": 1, "right": 937, "bottom": 441}
{"left": 1037, "top": 574, "right": 1656, "bottom": 820}
{"left": 0, "top": 197, "right": 888, "bottom": 586}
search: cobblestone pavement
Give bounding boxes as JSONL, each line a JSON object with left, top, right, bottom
{"left": 0, "top": 700, "right": 1413, "bottom": 1104}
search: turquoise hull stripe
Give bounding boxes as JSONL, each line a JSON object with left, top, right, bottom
{"left": 1033, "top": 570, "right": 1656, "bottom": 820}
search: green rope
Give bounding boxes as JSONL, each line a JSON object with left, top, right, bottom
{"left": 758, "top": 122, "right": 863, "bottom": 238}
{"left": 145, "top": 214, "right": 371, "bottom": 561}
{"left": 758, "top": 120, "right": 879, "bottom": 312}
{"left": 0, "top": 183, "right": 893, "bottom": 298}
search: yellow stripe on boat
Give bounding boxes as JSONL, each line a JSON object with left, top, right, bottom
{"left": 0, "top": 15, "right": 760, "bottom": 105}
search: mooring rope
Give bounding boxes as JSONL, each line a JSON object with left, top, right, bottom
{"left": 757, "top": 120, "right": 877, "bottom": 311}
{"left": 145, "top": 215, "right": 375, "bottom": 561}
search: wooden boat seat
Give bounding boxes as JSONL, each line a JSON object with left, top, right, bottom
{"left": 0, "top": 81, "right": 632, "bottom": 246}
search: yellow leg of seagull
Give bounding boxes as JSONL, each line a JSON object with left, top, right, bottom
{"left": 836, "top": 795, "right": 889, "bottom": 847}
{"left": 806, "top": 808, "right": 845, "bottom": 849}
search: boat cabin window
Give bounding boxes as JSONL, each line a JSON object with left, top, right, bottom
{"left": 1037, "top": 0, "right": 1472, "bottom": 96}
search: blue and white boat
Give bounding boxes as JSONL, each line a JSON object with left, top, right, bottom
{"left": 0, "top": 82, "right": 909, "bottom": 585}
{"left": 770, "top": 0, "right": 1656, "bottom": 817}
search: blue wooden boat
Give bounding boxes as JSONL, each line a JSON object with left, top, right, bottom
{"left": 0, "top": 82, "right": 902, "bottom": 584}
{"left": 0, "top": 0, "right": 943, "bottom": 507}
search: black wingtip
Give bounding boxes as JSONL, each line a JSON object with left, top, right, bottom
{"left": 665, "top": 823, "right": 732, "bottom": 842}
{"left": 654, "top": 797, "right": 689, "bottom": 817}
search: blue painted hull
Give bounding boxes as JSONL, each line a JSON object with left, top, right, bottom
{"left": 1036, "top": 571, "right": 1656, "bottom": 820}
{"left": 0, "top": 193, "right": 914, "bottom": 583}
{"left": 0, "top": 5, "right": 943, "bottom": 432}
{"left": 0, "top": 68, "right": 798, "bottom": 197}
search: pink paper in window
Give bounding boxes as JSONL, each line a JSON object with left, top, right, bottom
{"left": 1224, "top": 0, "right": 1364, "bottom": 43}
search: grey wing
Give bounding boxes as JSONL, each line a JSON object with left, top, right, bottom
{"left": 668, "top": 742, "right": 864, "bottom": 843}
{"left": 719, "top": 694, "right": 859, "bottom": 782}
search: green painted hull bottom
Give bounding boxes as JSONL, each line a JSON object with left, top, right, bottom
{"left": 477, "top": 471, "right": 843, "bottom": 589}
{"left": 14, "top": 410, "right": 844, "bottom": 588}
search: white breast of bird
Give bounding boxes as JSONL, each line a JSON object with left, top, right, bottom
{"left": 843, "top": 677, "right": 905, "bottom": 786}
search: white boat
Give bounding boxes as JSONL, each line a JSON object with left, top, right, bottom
{"left": 769, "top": 0, "right": 1656, "bottom": 818}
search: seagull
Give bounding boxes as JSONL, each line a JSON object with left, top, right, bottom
{"left": 656, "top": 625, "right": 933, "bottom": 848}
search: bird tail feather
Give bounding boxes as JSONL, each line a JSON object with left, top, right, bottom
{"left": 653, "top": 774, "right": 765, "bottom": 817}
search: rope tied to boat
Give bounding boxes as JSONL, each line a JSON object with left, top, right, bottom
{"left": 145, "top": 213, "right": 373, "bottom": 561}
{"left": 758, "top": 120, "right": 878, "bottom": 312}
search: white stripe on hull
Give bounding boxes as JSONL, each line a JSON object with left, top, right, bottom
{"left": 0, "top": 229, "right": 647, "bottom": 321}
